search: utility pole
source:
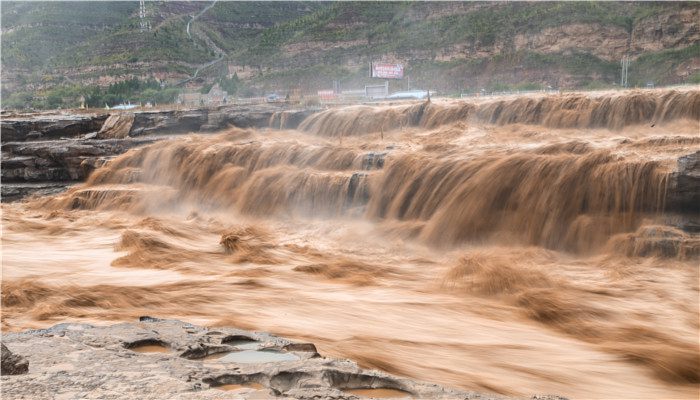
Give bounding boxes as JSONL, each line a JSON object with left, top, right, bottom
{"left": 620, "top": 55, "right": 630, "bottom": 88}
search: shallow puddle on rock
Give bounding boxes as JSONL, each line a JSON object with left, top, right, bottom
{"left": 208, "top": 349, "right": 299, "bottom": 363}
{"left": 130, "top": 344, "right": 170, "bottom": 353}
{"left": 345, "top": 388, "right": 412, "bottom": 399}
{"left": 215, "top": 383, "right": 265, "bottom": 391}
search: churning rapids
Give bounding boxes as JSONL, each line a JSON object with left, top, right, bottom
{"left": 2, "top": 89, "right": 699, "bottom": 399}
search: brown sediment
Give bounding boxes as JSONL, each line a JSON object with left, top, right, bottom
{"left": 220, "top": 226, "right": 281, "bottom": 264}
{"left": 442, "top": 249, "right": 700, "bottom": 383}
{"left": 214, "top": 383, "right": 265, "bottom": 391}
{"left": 129, "top": 344, "right": 171, "bottom": 354}
{"left": 300, "top": 89, "right": 700, "bottom": 137}
{"left": 344, "top": 388, "right": 412, "bottom": 398}
{"left": 2, "top": 88, "right": 699, "bottom": 399}
{"left": 292, "top": 260, "right": 384, "bottom": 286}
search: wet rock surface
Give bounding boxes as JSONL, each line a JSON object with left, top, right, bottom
{"left": 1, "top": 113, "right": 108, "bottom": 143}
{"left": 1, "top": 137, "right": 161, "bottom": 201}
{"left": 1, "top": 105, "right": 319, "bottom": 202}
{"left": 1, "top": 181, "right": 77, "bottom": 202}
{"left": 1, "top": 105, "right": 317, "bottom": 143}
{"left": 2, "top": 137, "right": 160, "bottom": 182}
{"left": 127, "top": 106, "right": 316, "bottom": 136}
{"left": 666, "top": 150, "right": 700, "bottom": 213}
{"left": 0, "top": 318, "right": 563, "bottom": 399}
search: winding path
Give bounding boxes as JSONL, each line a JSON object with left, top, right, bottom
{"left": 179, "top": 0, "right": 226, "bottom": 84}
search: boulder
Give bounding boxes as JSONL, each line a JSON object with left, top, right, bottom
{"left": 97, "top": 113, "right": 135, "bottom": 139}
{"left": 1, "top": 343, "right": 28, "bottom": 375}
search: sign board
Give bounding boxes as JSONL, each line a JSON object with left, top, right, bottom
{"left": 371, "top": 62, "right": 404, "bottom": 79}
{"left": 317, "top": 90, "right": 336, "bottom": 101}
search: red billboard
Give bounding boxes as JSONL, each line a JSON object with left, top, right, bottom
{"left": 371, "top": 62, "right": 404, "bottom": 79}
{"left": 317, "top": 90, "right": 336, "bottom": 101}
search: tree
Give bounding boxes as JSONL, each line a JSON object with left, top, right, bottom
{"left": 219, "top": 73, "right": 240, "bottom": 94}
{"left": 46, "top": 92, "right": 63, "bottom": 108}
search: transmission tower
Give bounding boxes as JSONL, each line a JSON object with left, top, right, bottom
{"left": 620, "top": 55, "right": 630, "bottom": 88}
{"left": 139, "top": 0, "right": 150, "bottom": 32}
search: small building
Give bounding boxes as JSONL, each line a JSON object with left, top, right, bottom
{"left": 177, "top": 92, "right": 203, "bottom": 107}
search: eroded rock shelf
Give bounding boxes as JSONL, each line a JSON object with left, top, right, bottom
{"left": 1, "top": 105, "right": 318, "bottom": 201}
{"left": 0, "top": 318, "right": 565, "bottom": 399}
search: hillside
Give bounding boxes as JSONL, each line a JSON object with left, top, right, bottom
{"left": 2, "top": 1, "right": 699, "bottom": 109}
{"left": 242, "top": 1, "right": 700, "bottom": 91}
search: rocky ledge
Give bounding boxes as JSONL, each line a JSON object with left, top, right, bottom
{"left": 0, "top": 318, "right": 565, "bottom": 400}
{"left": 0, "top": 112, "right": 108, "bottom": 143}
{"left": 1, "top": 105, "right": 317, "bottom": 143}
{"left": 1, "top": 105, "right": 318, "bottom": 201}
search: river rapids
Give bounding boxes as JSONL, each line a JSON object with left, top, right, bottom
{"left": 2, "top": 89, "right": 699, "bottom": 399}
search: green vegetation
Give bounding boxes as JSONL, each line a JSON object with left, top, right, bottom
{"left": 241, "top": 2, "right": 672, "bottom": 61}
{"left": 2, "top": 78, "right": 181, "bottom": 110}
{"left": 4, "top": 86, "right": 87, "bottom": 110}
{"left": 1, "top": 1, "right": 137, "bottom": 68}
{"left": 199, "top": 74, "right": 241, "bottom": 95}
{"left": 689, "top": 72, "right": 700, "bottom": 84}
{"left": 85, "top": 77, "right": 180, "bottom": 107}
{"left": 217, "top": 74, "right": 241, "bottom": 94}
{"left": 2, "top": 1, "right": 698, "bottom": 110}
{"left": 629, "top": 43, "right": 700, "bottom": 86}
{"left": 231, "top": 1, "right": 696, "bottom": 92}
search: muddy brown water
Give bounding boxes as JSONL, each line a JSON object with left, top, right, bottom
{"left": 129, "top": 344, "right": 171, "bottom": 354}
{"left": 2, "top": 90, "right": 699, "bottom": 399}
{"left": 215, "top": 382, "right": 265, "bottom": 391}
{"left": 345, "top": 388, "right": 411, "bottom": 398}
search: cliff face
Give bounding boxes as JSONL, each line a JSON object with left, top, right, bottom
{"left": 243, "top": 2, "right": 699, "bottom": 91}
{"left": 511, "top": 7, "right": 699, "bottom": 61}
{"left": 1, "top": 1, "right": 699, "bottom": 99}
{"left": 630, "top": 7, "right": 700, "bottom": 53}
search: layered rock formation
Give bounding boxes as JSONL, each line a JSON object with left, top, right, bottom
{"left": 1, "top": 113, "right": 108, "bottom": 142}
{"left": 1, "top": 105, "right": 316, "bottom": 143}
{"left": 667, "top": 150, "right": 700, "bottom": 213}
{"left": 1, "top": 105, "right": 318, "bottom": 201}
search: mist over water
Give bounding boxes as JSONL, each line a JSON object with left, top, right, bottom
{"left": 2, "top": 89, "right": 699, "bottom": 399}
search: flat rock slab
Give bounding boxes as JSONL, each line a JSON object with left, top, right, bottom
{"left": 1, "top": 318, "right": 562, "bottom": 400}
{"left": 0, "top": 113, "right": 108, "bottom": 142}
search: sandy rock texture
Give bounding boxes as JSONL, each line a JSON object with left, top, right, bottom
{"left": 1, "top": 318, "right": 566, "bottom": 399}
